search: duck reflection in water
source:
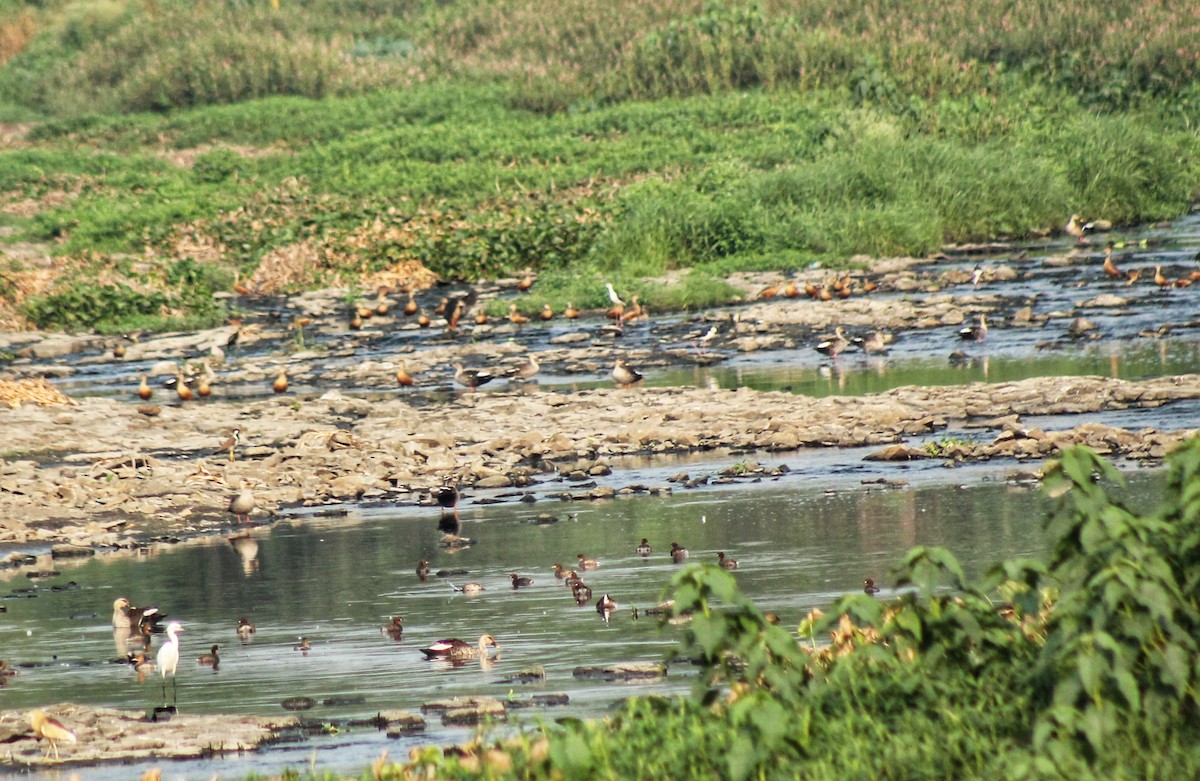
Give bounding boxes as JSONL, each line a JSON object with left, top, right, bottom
{"left": 229, "top": 530, "right": 260, "bottom": 575}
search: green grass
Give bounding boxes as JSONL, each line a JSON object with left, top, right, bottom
{"left": 1, "top": 0, "right": 1198, "bottom": 333}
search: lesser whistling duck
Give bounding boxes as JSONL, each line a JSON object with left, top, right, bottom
{"left": 717, "top": 552, "right": 738, "bottom": 570}
{"left": 605, "top": 283, "right": 626, "bottom": 319}
{"left": 1125, "top": 269, "right": 1141, "bottom": 285}
{"left": 576, "top": 553, "right": 599, "bottom": 570}
{"left": 176, "top": 374, "right": 194, "bottom": 402}
{"left": 29, "top": 710, "right": 76, "bottom": 760}
{"left": 375, "top": 298, "right": 390, "bottom": 316}
{"left": 621, "top": 294, "right": 643, "bottom": 322}
{"left": 434, "top": 297, "right": 449, "bottom": 317}
{"left": 517, "top": 273, "right": 534, "bottom": 292}
{"left": 1102, "top": 245, "right": 1123, "bottom": 279}
{"left": 670, "top": 542, "right": 689, "bottom": 563}
{"left": 349, "top": 312, "right": 363, "bottom": 330}
{"left": 636, "top": 538, "right": 651, "bottom": 557}
{"left": 447, "top": 299, "right": 464, "bottom": 331}
{"left": 782, "top": 281, "right": 800, "bottom": 298}
{"left": 612, "top": 358, "right": 643, "bottom": 389}
{"left": 404, "top": 293, "right": 418, "bottom": 316}
{"left": 137, "top": 375, "right": 153, "bottom": 400}
{"left": 273, "top": 368, "right": 288, "bottom": 394}
{"left": 511, "top": 573, "right": 534, "bottom": 588}
{"left": 1154, "top": 264, "right": 1170, "bottom": 288}
{"left": 197, "top": 374, "right": 212, "bottom": 398}
{"left": 419, "top": 634, "right": 500, "bottom": 660}
{"left": 507, "top": 303, "right": 530, "bottom": 326}
{"left": 197, "top": 644, "right": 220, "bottom": 666}
{"left": 417, "top": 311, "right": 432, "bottom": 328}
{"left": 395, "top": 360, "right": 414, "bottom": 387}
{"left": 474, "top": 309, "right": 488, "bottom": 325}
{"left": 540, "top": 303, "right": 554, "bottom": 321}
{"left": 758, "top": 283, "right": 779, "bottom": 299}
{"left": 864, "top": 578, "right": 881, "bottom": 595}
{"left": 454, "top": 362, "right": 495, "bottom": 392}
{"left": 564, "top": 302, "right": 580, "bottom": 319}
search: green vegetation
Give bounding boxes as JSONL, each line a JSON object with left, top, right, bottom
{"left": 362, "top": 439, "right": 1200, "bottom": 779}
{"left": 0, "top": 1, "right": 1198, "bottom": 333}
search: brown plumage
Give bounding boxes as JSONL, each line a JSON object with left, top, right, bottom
{"left": 273, "top": 368, "right": 288, "bottom": 394}
{"left": 564, "top": 302, "right": 580, "bottom": 319}
{"left": 540, "top": 303, "right": 554, "bottom": 321}
{"left": 417, "top": 311, "right": 432, "bottom": 327}
{"left": 395, "top": 361, "right": 414, "bottom": 387}
{"left": 447, "top": 299, "right": 464, "bottom": 331}
{"left": 404, "top": 293, "right": 418, "bottom": 316}
{"left": 517, "top": 273, "right": 535, "bottom": 292}
{"left": 1102, "top": 246, "right": 1123, "bottom": 279}
{"left": 137, "top": 375, "right": 153, "bottom": 400}
{"left": 1154, "top": 264, "right": 1170, "bottom": 288}
{"left": 175, "top": 374, "right": 194, "bottom": 402}
{"left": 29, "top": 710, "right": 76, "bottom": 760}
{"left": 508, "top": 303, "right": 530, "bottom": 326}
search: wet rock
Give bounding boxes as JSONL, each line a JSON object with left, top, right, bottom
{"left": 49, "top": 544, "right": 94, "bottom": 559}
{"left": 2, "top": 703, "right": 298, "bottom": 765}
{"left": 863, "top": 445, "right": 931, "bottom": 462}
{"left": 572, "top": 662, "right": 665, "bottom": 682}
{"left": 281, "top": 697, "right": 316, "bottom": 711}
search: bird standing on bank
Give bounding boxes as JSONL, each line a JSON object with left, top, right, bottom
{"left": 229, "top": 485, "right": 256, "bottom": 525}
{"left": 612, "top": 358, "right": 643, "bottom": 389}
{"left": 29, "top": 710, "right": 76, "bottom": 760}
{"left": 156, "top": 622, "right": 184, "bottom": 704}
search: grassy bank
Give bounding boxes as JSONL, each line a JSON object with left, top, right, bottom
{"left": 0, "top": 0, "right": 1198, "bottom": 332}
{"left": 329, "top": 440, "right": 1200, "bottom": 780}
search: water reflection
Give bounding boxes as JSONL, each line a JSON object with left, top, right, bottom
{"left": 0, "top": 466, "right": 1168, "bottom": 779}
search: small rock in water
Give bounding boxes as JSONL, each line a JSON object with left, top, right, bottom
{"left": 281, "top": 697, "right": 317, "bottom": 711}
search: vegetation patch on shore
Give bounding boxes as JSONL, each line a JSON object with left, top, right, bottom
{"left": 1, "top": 1, "right": 1198, "bottom": 332}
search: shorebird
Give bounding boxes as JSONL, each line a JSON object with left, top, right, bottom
{"left": 717, "top": 551, "right": 738, "bottom": 570}
{"left": 453, "top": 362, "right": 495, "bottom": 392}
{"left": 156, "top": 622, "right": 183, "bottom": 703}
{"left": 612, "top": 357, "right": 643, "bottom": 389}
{"left": 29, "top": 710, "right": 76, "bottom": 760}
{"left": 197, "top": 644, "right": 220, "bottom": 667}
{"left": 229, "top": 486, "right": 256, "bottom": 524}
{"left": 218, "top": 429, "right": 240, "bottom": 462}
{"left": 420, "top": 634, "right": 500, "bottom": 661}
{"left": 272, "top": 368, "right": 288, "bottom": 394}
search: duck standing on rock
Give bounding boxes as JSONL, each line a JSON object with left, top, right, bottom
{"left": 612, "top": 358, "right": 643, "bottom": 389}
{"left": 420, "top": 634, "right": 500, "bottom": 661}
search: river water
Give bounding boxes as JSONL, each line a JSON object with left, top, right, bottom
{"left": 0, "top": 451, "right": 1169, "bottom": 780}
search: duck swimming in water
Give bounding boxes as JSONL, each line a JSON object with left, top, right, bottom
{"left": 420, "top": 634, "right": 500, "bottom": 661}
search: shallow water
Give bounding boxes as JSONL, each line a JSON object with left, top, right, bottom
{"left": 0, "top": 456, "right": 1167, "bottom": 779}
